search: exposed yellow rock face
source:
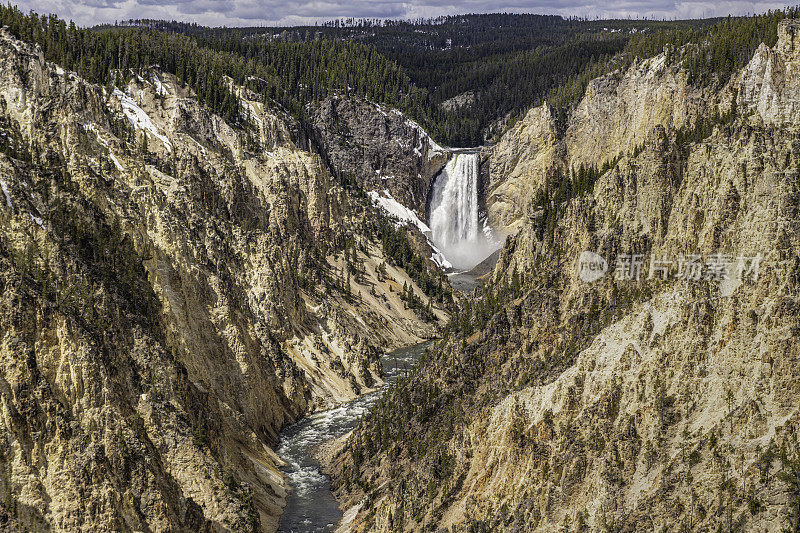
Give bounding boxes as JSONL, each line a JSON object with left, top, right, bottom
{"left": 483, "top": 104, "right": 558, "bottom": 230}
{"left": 449, "top": 122, "right": 799, "bottom": 531}
{"left": 333, "top": 20, "right": 800, "bottom": 532}
{"left": 0, "top": 30, "right": 445, "bottom": 531}
{"left": 485, "top": 45, "right": 708, "bottom": 232}
{"left": 565, "top": 51, "right": 705, "bottom": 170}
{"left": 736, "top": 20, "right": 800, "bottom": 126}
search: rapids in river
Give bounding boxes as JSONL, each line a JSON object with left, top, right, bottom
{"left": 276, "top": 342, "right": 431, "bottom": 532}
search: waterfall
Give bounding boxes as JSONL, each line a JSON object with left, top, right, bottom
{"left": 429, "top": 153, "right": 479, "bottom": 246}
{"left": 429, "top": 152, "right": 496, "bottom": 270}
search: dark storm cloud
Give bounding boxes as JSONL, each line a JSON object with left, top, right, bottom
{"left": 14, "top": 0, "right": 794, "bottom": 27}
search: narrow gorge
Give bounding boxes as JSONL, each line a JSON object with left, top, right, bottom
{"left": 0, "top": 7, "right": 799, "bottom": 533}
{"left": 0, "top": 24, "right": 449, "bottom": 532}
{"left": 271, "top": 145, "right": 499, "bottom": 530}
{"left": 327, "top": 17, "right": 800, "bottom": 533}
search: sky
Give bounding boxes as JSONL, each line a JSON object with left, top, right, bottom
{"left": 12, "top": 0, "right": 795, "bottom": 28}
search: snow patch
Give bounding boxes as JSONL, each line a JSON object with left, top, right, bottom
{"left": 244, "top": 101, "right": 263, "bottom": 129}
{"left": 402, "top": 115, "right": 444, "bottom": 157}
{"left": 368, "top": 190, "right": 452, "bottom": 269}
{"left": 87, "top": 123, "right": 125, "bottom": 171}
{"left": 430, "top": 245, "right": 453, "bottom": 269}
{"left": 368, "top": 100, "right": 445, "bottom": 159}
{"left": 1, "top": 180, "right": 12, "bottom": 211}
{"left": 152, "top": 74, "right": 169, "bottom": 96}
{"left": 113, "top": 88, "right": 173, "bottom": 152}
{"left": 109, "top": 153, "right": 125, "bottom": 172}
{"left": 185, "top": 135, "right": 207, "bottom": 156}
{"left": 368, "top": 190, "right": 430, "bottom": 233}
{"left": 372, "top": 102, "right": 389, "bottom": 117}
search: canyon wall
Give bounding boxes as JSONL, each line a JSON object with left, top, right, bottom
{"left": 0, "top": 29, "right": 446, "bottom": 532}
{"left": 332, "top": 20, "right": 800, "bottom": 533}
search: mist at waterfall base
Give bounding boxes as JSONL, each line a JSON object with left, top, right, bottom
{"left": 429, "top": 152, "right": 501, "bottom": 271}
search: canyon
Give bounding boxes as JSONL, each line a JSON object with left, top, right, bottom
{"left": 327, "top": 18, "right": 800, "bottom": 533}
{"left": 0, "top": 28, "right": 449, "bottom": 531}
{"left": 0, "top": 10, "right": 800, "bottom": 533}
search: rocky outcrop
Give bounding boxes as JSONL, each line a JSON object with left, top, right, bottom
{"left": 483, "top": 45, "right": 710, "bottom": 232}
{"left": 565, "top": 49, "right": 707, "bottom": 170}
{"left": 440, "top": 90, "right": 476, "bottom": 112}
{"left": 332, "top": 19, "right": 800, "bottom": 532}
{"left": 735, "top": 19, "right": 800, "bottom": 126}
{"left": 481, "top": 103, "right": 559, "bottom": 229}
{"left": 309, "top": 96, "right": 449, "bottom": 216}
{"left": 0, "top": 29, "right": 446, "bottom": 532}
{"left": 435, "top": 119, "right": 799, "bottom": 531}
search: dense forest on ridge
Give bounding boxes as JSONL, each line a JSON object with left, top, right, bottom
{"left": 0, "top": 7, "right": 795, "bottom": 147}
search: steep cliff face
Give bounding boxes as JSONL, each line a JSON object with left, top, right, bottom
{"left": 481, "top": 104, "right": 559, "bottom": 230}
{"left": 0, "top": 30, "right": 446, "bottom": 532}
{"left": 736, "top": 19, "right": 800, "bottom": 126}
{"left": 484, "top": 45, "right": 710, "bottom": 232}
{"left": 309, "top": 96, "right": 449, "bottom": 216}
{"left": 565, "top": 49, "right": 708, "bottom": 170}
{"left": 332, "top": 20, "right": 800, "bottom": 532}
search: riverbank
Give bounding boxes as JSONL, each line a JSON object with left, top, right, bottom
{"left": 276, "top": 342, "right": 433, "bottom": 532}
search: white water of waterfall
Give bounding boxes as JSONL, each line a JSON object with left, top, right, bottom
{"left": 429, "top": 152, "right": 499, "bottom": 270}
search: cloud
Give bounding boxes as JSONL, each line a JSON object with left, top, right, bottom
{"left": 11, "top": 0, "right": 794, "bottom": 27}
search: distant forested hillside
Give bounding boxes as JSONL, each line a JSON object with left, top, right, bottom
{"left": 108, "top": 14, "right": 710, "bottom": 145}
{"left": 1, "top": 7, "right": 796, "bottom": 147}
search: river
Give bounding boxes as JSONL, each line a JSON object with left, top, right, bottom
{"left": 276, "top": 341, "right": 432, "bottom": 532}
